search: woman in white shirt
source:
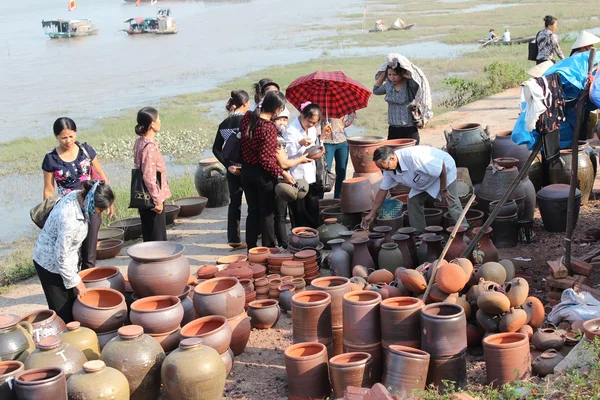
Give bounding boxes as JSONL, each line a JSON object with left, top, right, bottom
{"left": 32, "top": 180, "right": 115, "bottom": 323}
{"left": 283, "top": 102, "right": 322, "bottom": 228}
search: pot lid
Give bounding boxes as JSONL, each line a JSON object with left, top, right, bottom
{"left": 294, "top": 250, "right": 317, "bottom": 259}
{"left": 0, "top": 314, "right": 20, "bottom": 329}
{"left": 537, "top": 184, "right": 582, "bottom": 200}
{"left": 38, "top": 335, "right": 62, "bottom": 350}
{"left": 66, "top": 321, "right": 81, "bottom": 331}
{"left": 83, "top": 360, "right": 106, "bottom": 373}
{"left": 118, "top": 325, "right": 144, "bottom": 339}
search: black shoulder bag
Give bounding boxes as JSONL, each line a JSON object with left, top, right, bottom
{"left": 129, "top": 143, "right": 162, "bottom": 209}
{"left": 313, "top": 136, "right": 335, "bottom": 194}
{"left": 528, "top": 31, "right": 543, "bottom": 61}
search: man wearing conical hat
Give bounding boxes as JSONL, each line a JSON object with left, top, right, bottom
{"left": 570, "top": 31, "right": 600, "bottom": 56}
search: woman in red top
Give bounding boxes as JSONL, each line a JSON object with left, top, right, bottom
{"left": 133, "top": 107, "right": 172, "bottom": 242}
{"left": 240, "top": 91, "right": 294, "bottom": 248}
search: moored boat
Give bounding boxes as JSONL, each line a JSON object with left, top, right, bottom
{"left": 42, "top": 19, "right": 99, "bottom": 39}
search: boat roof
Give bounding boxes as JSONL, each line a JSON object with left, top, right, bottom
{"left": 42, "top": 19, "right": 92, "bottom": 27}
{"left": 125, "top": 17, "right": 145, "bottom": 23}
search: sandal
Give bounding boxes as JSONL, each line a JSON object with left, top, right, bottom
{"left": 229, "top": 243, "right": 248, "bottom": 251}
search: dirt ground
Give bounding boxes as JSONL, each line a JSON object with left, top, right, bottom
{"left": 2, "top": 88, "right": 600, "bottom": 399}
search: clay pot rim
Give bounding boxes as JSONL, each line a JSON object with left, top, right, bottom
{"left": 0, "top": 313, "right": 21, "bottom": 329}
{"left": 130, "top": 295, "right": 181, "bottom": 312}
{"left": 421, "top": 302, "right": 465, "bottom": 319}
{"left": 327, "top": 238, "right": 345, "bottom": 246}
{"left": 216, "top": 255, "right": 248, "bottom": 265}
{"left": 582, "top": 318, "right": 600, "bottom": 338}
{"left": 79, "top": 266, "right": 120, "bottom": 282}
{"left": 248, "top": 299, "right": 279, "bottom": 309}
{"left": 472, "top": 226, "right": 493, "bottom": 235}
{"left": 350, "top": 237, "right": 369, "bottom": 245}
{"left": 381, "top": 243, "right": 398, "bottom": 249}
{"left": 391, "top": 233, "right": 410, "bottom": 241}
{"left": 381, "top": 296, "right": 424, "bottom": 310}
{"left": 77, "top": 288, "right": 125, "bottom": 309}
{"left": 446, "top": 226, "right": 468, "bottom": 233}
{"left": 194, "top": 277, "right": 241, "bottom": 296}
{"left": 310, "top": 276, "right": 351, "bottom": 289}
{"left": 343, "top": 290, "right": 382, "bottom": 305}
{"left": 0, "top": 360, "right": 24, "bottom": 376}
{"left": 148, "top": 327, "right": 180, "bottom": 339}
{"left": 539, "top": 349, "right": 561, "bottom": 359}
{"left": 388, "top": 344, "right": 431, "bottom": 360}
{"left": 291, "top": 290, "right": 331, "bottom": 305}
{"left": 368, "top": 232, "right": 385, "bottom": 239}
{"left": 126, "top": 241, "right": 185, "bottom": 263}
{"left": 422, "top": 234, "right": 444, "bottom": 243}
{"left": 482, "top": 332, "right": 528, "bottom": 348}
{"left": 14, "top": 367, "right": 64, "bottom": 385}
{"left": 452, "top": 123, "right": 482, "bottom": 131}
{"left": 278, "top": 283, "right": 296, "bottom": 292}
{"left": 329, "top": 352, "right": 372, "bottom": 367}
{"left": 284, "top": 342, "right": 327, "bottom": 360}
{"left": 291, "top": 227, "right": 318, "bottom": 236}
{"left": 20, "top": 309, "right": 58, "bottom": 326}
{"left": 249, "top": 247, "right": 270, "bottom": 255}
{"left": 180, "top": 315, "right": 228, "bottom": 338}
{"left": 373, "top": 226, "right": 393, "bottom": 233}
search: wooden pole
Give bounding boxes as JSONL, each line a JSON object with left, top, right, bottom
{"left": 423, "top": 195, "right": 476, "bottom": 302}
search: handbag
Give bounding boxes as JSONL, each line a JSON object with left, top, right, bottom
{"left": 222, "top": 132, "right": 241, "bottom": 164}
{"left": 76, "top": 141, "right": 102, "bottom": 181}
{"left": 528, "top": 31, "right": 542, "bottom": 61}
{"left": 313, "top": 137, "right": 335, "bottom": 194}
{"left": 129, "top": 143, "right": 161, "bottom": 209}
{"left": 30, "top": 194, "right": 63, "bottom": 229}
{"left": 407, "top": 83, "right": 425, "bottom": 128}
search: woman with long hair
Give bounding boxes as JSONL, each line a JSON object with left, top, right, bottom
{"left": 252, "top": 78, "right": 280, "bottom": 110}
{"left": 212, "top": 90, "right": 251, "bottom": 249}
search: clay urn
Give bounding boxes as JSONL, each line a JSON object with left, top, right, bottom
{"left": 499, "top": 308, "right": 527, "bottom": 333}
{"left": 284, "top": 342, "right": 330, "bottom": 400}
{"left": 435, "top": 263, "right": 467, "bottom": 294}
{"left": 72, "top": 288, "right": 128, "bottom": 333}
{"left": 193, "top": 277, "right": 245, "bottom": 319}
{"left": 78, "top": 266, "right": 126, "bottom": 293}
{"left": 532, "top": 349, "right": 564, "bottom": 377}
{"left": 0, "top": 314, "right": 35, "bottom": 362}
{"left": 381, "top": 345, "right": 430, "bottom": 396}
{"left": 503, "top": 277, "right": 529, "bottom": 308}
{"left": 248, "top": 299, "right": 281, "bottom": 329}
{"left": 24, "top": 335, "right": 86, "bottom": 379}
{"left": 531, "top": 328, "right": 564, "bottom": 351}
{"left": 130, "top": 295, "right": 184, "bottom": 335}
{"left": 523, "top": 296, "right": 545, "bottom": 328}
{"left": 329, "top": 352, "right": 374, "bottom": 399}
{"left": 13, "top": 367, "right": 67, "bottom": 399}
{"left": 19, "top": 309, "right": 66, "bottom": 345}
{"left": 0, "top": 360, "right": 24, "bottom": 399}
{"left": 67, "top": 360, "right": 129, "bottom": 400}
{"left": 60, "top": 321, "right": 101, "bottom": 361}
{"left": 179, "top": 316, "right": 232, "bottom": 355}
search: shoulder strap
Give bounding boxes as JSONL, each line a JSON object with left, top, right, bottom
{"left": 75, "top": 141, "right": 92, "bottom": 162}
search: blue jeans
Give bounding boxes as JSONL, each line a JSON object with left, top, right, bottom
{"left": 324, "top": 141, "right": 349, "bottom": 199}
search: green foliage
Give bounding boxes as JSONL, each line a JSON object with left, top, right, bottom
{"left": 0, "top": 244, "right": 36, "bottom": 292}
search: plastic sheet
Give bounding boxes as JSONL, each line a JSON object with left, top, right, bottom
{"left": 547, "top": 288, "right": 600, "bottom": 324}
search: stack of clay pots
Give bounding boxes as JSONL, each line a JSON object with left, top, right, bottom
{"left": 288, "top": 227, "right": 323, "bottom": 255}
{"left": 239, "top": 279, "right": 256, "bottom": 310}
{"left": 293, "top": 250, "right": 320, "bottom": 284}
{"left": 291, "top": 291, "right": 333, "bottom": 356}
{"left": 267, "top": 253, "right": 293, "bottom": 275}
{"left": 268, "top": 276, "right": 283, "bottom": 300}
{"left": 247, "top": 246, "right": 270, "bottom": 267}
{"left": 254, "top": 277, "right": 270, "bottom": 300}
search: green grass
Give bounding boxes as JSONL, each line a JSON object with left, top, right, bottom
{"left": 0, "top": 241, "right": 35, "bottom": 293}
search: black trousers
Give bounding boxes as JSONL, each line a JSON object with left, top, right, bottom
{"left": 241, "top": 164, "right": 276, "bottom": 248}
{"left": 226, "top": 172, "right": 243, "bottom": 244}
{"left": 388, "top": 125, "right": 420, "bottom": 145}
{"left": 139, "top": 205, "right": 167, "bottom": 242}
{"left": 80, "top": 212, "right": 102, "bottom": 270}
{"left": 288, "top": 183, "right": 320, "bottom": 229}
{"left": 274, "top": 197, "right": 289, "bottom": 248}
{"left": 34, "top": 261, "right": 76, "bottom": 323}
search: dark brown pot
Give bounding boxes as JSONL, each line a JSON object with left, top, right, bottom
{"left": 127, "top": 242, "right": 190, "bottom": 297}
{"left": 291, "top": 291, "right": 333, "bottom": 348}
{"left": 351, "top": 237, "right": 375, "bottom": 270}
{"left": 130, "top": 296, "right": 184, "bottom": 335}
{"left": 423, "top": 235, "right": 443, "bottom": 263}
{"left": 342, "top": 342, "right": 383, "bottom": 383}
{"left": 14, "top": 367, "right": 67, "bottom": 399}
{"left": 549, "top": 149, "right": 595, "bottom": 203}
{"left": 445, "top": 123, "right": 491, "bottom": 183}
{"left": 95, "top": 238, "right": 123, "bottom": 260}
{"left": 482, "top": 332, "right": 530, "bottom": 387}
{"left": 79, "top": 266, "right": 126, "bottom": 293}
{"left": 421, "top": 303, "right": 467, "bottom": 357}
{"left": 20, "top": 310, "right": 66, "bottom": 345}
{"left": 396, "top": 227, "right": 418, "bottom": 266}
{"left": 24, "top": 336, "right": 86, "bottom": 379}
{"left": 284, "top": 342, "right": 330, "bottom": 400}
{"left": 227, "top": 312, "right": 251, "bottom": 356}
{"left": 101, "top": 325, "right": 165, "bottom": 400}
{"left": 0, "top": 360, "right": 24, "bottom": 400}
{"left": 328, "top": 239, "right": 352, "bottom": 278}
{"left": 382, "top": 345, "right": 430, "bottom": 396}
{"left": 471, "top": 227, "right": 499, "bottom": 263}
{"left": 347, "top": 136, "right": 386, "bottom": 173}
{"left": 342, "top": 291, "right": 381, "bottom": 345}
{"left": 309, "top": 277, "right": 352, "bottom": 329}
{"left": 427, "top": 351, "right": 467, "bottom": 393}
{"left": 329, "top": 352, "right": 374, "bottom": 399}
{"left": 332, "top": 327, "right": 344, "bottom": 357}
{"left": 248, "top": 300, "right": 280, "bottom": 329}
{"left": 537, "top": 184, "right": 582, "bottom": 232}
{"left": 380, "top": 297, "right": 424, "bottom": 349}
{"left": 491, "top": 131, "right": 531, "bottom": 174}
{"left": 289, "top": 227, "right": 321, "bottom": 249}
{"left": 72, "top": 288, "right": 127, "bottom": 334}
{"left": 367, "top": 233, "right": 385, "bottom": 268}
{"left": 179, "top": 316, "right": 232, "bottom": 355}
{"left": 193, "top": 277, "right": 245, "bottom": 319}
{"left": 341, "top": 177, "right": 374, "bottom": 213}
{"left": 444, "top": 226, "right": 468, "bottom": 262}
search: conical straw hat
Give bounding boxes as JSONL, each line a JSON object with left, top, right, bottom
{"left": 526, "top": 61, "right": 554, "bottom": 78}
{"left": 571, "top": 31, "right": 600, "bottom": 50}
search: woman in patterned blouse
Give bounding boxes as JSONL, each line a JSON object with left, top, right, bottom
{"left": 536, "top": 15, "right": 565, "bottom": 65}
{"left": 133, "top": 107, "right": 172, "bottom": 242}
{"left": 240, "top": 91, "right": 294, "bottom": 249}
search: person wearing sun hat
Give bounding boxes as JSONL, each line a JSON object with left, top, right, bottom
{"left": 525, "top": 60, "right": 554, "bottom": 78}
{"left": 569, "top": 31, "right": 600, "bottom": 56}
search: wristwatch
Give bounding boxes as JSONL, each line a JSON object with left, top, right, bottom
{"left": 441, "top": 188, "right": 448, "bottom": 194}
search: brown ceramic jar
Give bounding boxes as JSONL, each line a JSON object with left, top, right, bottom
{"left": 20, "top": 310, "right": 66, "bottom": 345}
{"left": 14, "top": 367, "right": 67, "bottom": 399}
{"left": 329, "top": 352, "right": 374, "bottom": 399}
{"left": 380, "top": 297, "right": 424, "bottom": 349}
{"left": 309, "top": 277, "right": 352, "bottom": 329}
{"left": 24, "top": 335, "right": 86, "bottom": 379}
{"left": 78, "top": 266, "right": 126, "bottom": 293}
{"left": 180, "top": 316, "right": 232, "bottom": 355}
{"left": 351, "top": 237, "right": 375, "bottom": 270}
{"left": 0, "top": 360, "right": 24, "bottom": 400}
{"left": 193, "top": 277, "right": 245, "bottom": 319}
{"left": 482, "top": 332, "right": 530, "bottom": 387}
{"left": 227, "top": 312, "right": 251, "bottom": 356}
{"left": 248, "top": 300, "right": 280, "bottom": 329}
{"left": 421, "top": 303, "right": 467, "bottom": 357}
{"left": 67, "top": 360, "right": 129, "bottom": 400}
{"left": 130, "top": 295, "right": 184, "bottom": 335}
{"left": 291, "top": 291, "right": 333, "bottom": 349}
{"left": 342, "top": 291, "right": 382, "bottom": 345}
{"left": 382, "top": 345, "right": 430, "bottom": 396}
{"left": 71, "top": 288, "right": 128, "bottom": 334}
{"left": 284, "top": 342, "right": 330, "bottom": 400}
{"left": 59, "top": 321, "right": 101, "bottom": 361}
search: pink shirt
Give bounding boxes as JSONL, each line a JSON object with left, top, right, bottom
{"left": 133, "top": 136, "right": 171, "bottom": 205}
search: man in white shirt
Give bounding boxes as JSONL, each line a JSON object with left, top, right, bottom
{"left": 362, "top": 146, "right": 469, "bottom": 234}
{"left": 503, "top": 29, "right": 511, "bottom": 43}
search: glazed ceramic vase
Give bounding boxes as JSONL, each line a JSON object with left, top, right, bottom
{"left": 318, "top": 218, "right": 346, "bottom": 249}
{"left": 328, "top": 239, "right": 351, "bottom": 278}
{"left": 60, "top": 322, "right": 101, "bottom": 361}
{"left": 378, "top": 243, "right": 403, "bottom": 274}
{"left": 445, "top": 123, "right": 491, "bottom": 183}
{"left": 24, "top": 336, "right": 86, "bottom": 379}
{"left": 0, "top": 315, "right": 35, "bottom": 362}
{"left": 67, "top": 360, "right": 129, "bottom": 400}
{"left": 351, "top": 237, "right": 375, "bottom": 270}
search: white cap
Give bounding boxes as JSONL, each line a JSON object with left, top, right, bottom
{"left": 526, "top": 61, "right": 554, "bottom": 78}
{"left": 571, "top": 31, "right": 600, "bottom": 50}
{"left": 276, "top": 107, "right": 290, "bottom": 119}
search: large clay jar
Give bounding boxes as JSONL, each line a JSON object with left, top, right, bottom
{"left": 491, "top": 131, "right": 531, "bottom": 174}
{"left": 423, "top": 235, "right": 443, "bottom": 263}
{"left": 72, "top": 288, "right": 127, "bottom": 333}
{"left": 367, "top": 232, "right": 385, "bottom": 267}
{"left": 347, "top": 136, "right": 386, "bottom": 173}
{"left": 60, "top": 322, "right": 100, "bottom": 361}
{"left": 227, "top": 312, "right": 251, "bottom": 355}
{"left": 78, "top": 266, "right": 126, "bottom": 293}
{"left": 318, "top": 218, "right": 346, "bottom": 249}
{"left": 421, "top": 303, "right": 466, "bottom": 357}
{"left": 310, "top": 277, "right": 352, "bottom": 331}
{"left": 444, "top": 226, "right": 468, "bottom": 261}
{"left": 102, "top": 325, "right": 165, "bottom": 400}
{"left": 549, "top": 148, "right": 594, "bottom": 203}
{"left": 194, "top": 158, "right": 229, "bottom": 208}
{"left": 471, "top": 227, "right": 499, "bottom": 264}
{"left": 0, "top": 360, "right": 23, "bottom": 400}
{"left": 382, "top": 345, "right": 430, "bottom": 397}
{"left": 178, "top": 285, "right": 196, "bottom": 327}
{"left": 531, "top": 328, "right": 564, "bottom": 351}
{"left": 339, "top": 231, "right": 355, "bottom": 260}
{"left": 378, "top": 243, "right": 403, "bottom": 274}
{"left": 193, "top": 277, "right": 245, "bottom": 319}
{"left": 416, "top": 233, "right": 434, "bottom": 265}
{"left": 482, "top": 332, "right": 530, "bottom": 387}
{"left": 445, "top": 123, "right": 491, "bottom": 183}
{"left": 248, "top": 300, "right": 280, "bottom": 329}
{"left": 531, "top": 349, "right": 564, "bottom": 377}
{"left": 328, "top": 239, "right": 351, "bottom": 278}
{"left": 397, "top": 227, "right": 419, "bottom": 266}
{"left": 127, "top": 242, "right": 190, "bottom": 297}
{"left": 67, "top": 360, "right": 129, "bottom": 400}
{"left": 436, "top": 263, "right": 466, "bottom": 294}
{"left": 341, "top": 177, "right": 374, "bottom": 213}
{"left": 291, "top": 291, "right": 333, "bottom": 348}
{"left": 329, "top": 352, "right": 374, "bottom": 399}
{"left": 380, "top": 297, "right": 424, "bottom": 349}
{"left": 391, "top": 234, "right": 414, "bottom": 269}
{"left": 284, "top": 342, "right": 330, "bottom": 400}
{"left": 14, "top": 367, "right": 67, "bottom": 399}
{"left": 20, "top": 310, "right": 66, "bottom": 346}
{"left": 0, "top": 315, "right": 35, "bottom": 362}
{"left": 130, "top": 295, "right": 184, "bottom": 335}
{"left": 351, "top": 237, "right": 375, "bottom": 270}
{"left": 161, "top": 338, "right": 226, "bottom": 400}
{"left": 289, "top": 227, "right": 321, "bottom": 250}
{"left": 537, "top": 184, "right": 582, "bottom": 232}
{"left": 522, "top": 297, "right": 545, "bottom": 329}
{"left": 24, "top": 336, "right": 86, "bottom": 379}
{"left": 427, "top": 351, "right": 467, "bottom": 392}
{"left": 180, "top": 316, "right": 232, "bottom": 354}
{"left": 477, "top": 164, "right": 526, "bottom": 218}
{"left": 343, "top": 291, "right": 381, "bottom": 345}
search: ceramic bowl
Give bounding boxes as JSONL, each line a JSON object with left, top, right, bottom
{"left": 173, "top": 197, "right": 208, "bottom": 217}
{"left": 96, "top": 239, "right": 124, "bottom": 260}
{"left": 108, "top": 218, "right": 142, "bottom": 241}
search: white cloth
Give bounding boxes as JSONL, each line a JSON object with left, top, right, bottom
{"left": 521, "top": 77, "right": 549, "bottom": 131}
{"left": 503, "top": 31, "right": 511, "bottom": 42}
{"left": 380, "top": 146, "right": 457, "bottom": 199}
{"left": 487, "top": 32, "right": 496, "bottom": 40}
{"left": 33, "top": 191, "right": 87, "bottom": 289}
{"left": 284, "top": 117, "right": 317, "bottom": 184}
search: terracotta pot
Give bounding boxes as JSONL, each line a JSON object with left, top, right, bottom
{"left": 343, "top": 291, "right": 381, "bottom": 345}
{"left": 380, "top": 297, "right": 424, "bottom": 349}
{"left": 443, "top": 227, "right": 468, "bottom": 262}
{"left": 318, "top": 218, "right": 346, "bottom": 250}
{"left": 72, "top": 288, "right": 127, "bottom": 334}
{"left": 177, "top": 286, "right": 196, "bottom": 327}
{"left": 582, "top": 318, "right": 600, "bottom": 342}
{"left": 400, "top": 269, "right": 427, "bottom": 294}
{"left": 340, "top": 178, "right": 374, "bottom": 213}
{"left": 194, "top": 158, "right": 228, "bottom": 208}
{"left": 227, "top": 312, "right": 251, "bottom": 356}
{"left": 537, "top": 184, "right": 582, "bottom": 232}
{"left": 367, "top": 269, "right": 394, "bottom": 284}
{"left": 378, "top": 243, "right": 403, "bottom": 275}
{"left": 148, "top": 328, "right": 181, "bottom": 354}
{"left": 78, "top": 266, "right": 126, "bottom": 293}
{"left": 0, "top": 315, "right": 35, "bottom": 362}
{"left": 427, "top": 351, "right": 467, "bottom": 392}
{"left": 319, "top": 199, "right": 341, "bottom": 224}
{"left": 248, "top": 247, "right": 270, "bottom": 264}
{"left": 329, "top": 352, "right": 374, "bottom": 399}
{"left": 196, "top": 264, "right": 218, "bottom": 280}
{"left": 130, "top": 295, "right": 183, "bottom": 335}
{"left": 348, "top": 136, "right": 386, "bottom": 173}
{"left": 351, "top": 237, "right": 375, "bottom": 270}
{"left": 248, "top": 300, "right": 280, "bottom": 329}
{"left": 127, "top": 242, "right": 190, "bottom": 297}
{"left": 471, "top": 227, "right": 499, "bottom": 264}
{"left": 309, "top": 277, "right": 352, "bottom": 330}
{"left": 24, "top": 336, "right": 86, "bottom": 379}
{"left": 416, "top": 233, "right": 434, "bottom": 265}
{"left": 280, "top": 261, "right": 305, "bottom": 278}
{"left": 291, "top": 291, "right": 333, "bottom": 347}
{"left": 328, "top": 239, "right": 351, "bottom": 278}
{"left": 436, "top": 263, "right": 466, "bottom": 294}
{"left": 532, "top": 328, "right": 564, "bottom": 351}
{"left": 67, "top": 360, "right": 129, "bottom": 400}
{"left": 60, "top": 321, "right": 100, "bottom": 361}
{"left": 284, "top": 342, "right": 330, "bottom": 400}
{"left": 549, "top": 149, "right": 595, "bottom": 203}
{"left": 382, "top": 345, "right": 430, "bottom": 396}
{"left": 14, "top": 367, "right": 67, "bottom": 399}
{"left": 101, "top": 325, "right": 165, "bottom": 400}
{"left": 0, "top": 360, "right": 23, "bottom": 400}
{"left": 179, "top": 316, "right": 232, "bottom": 354}
{"left": 476, "top": 309, "right": 500, "bottom": 333}
{"left": 342, "top": 342, "right": 383, "bottom": 383}
{"left": 482, "top": 332, "right": 530, "bottom": 387}
{"left": 421, "top": 303, "right": 467, "bottom": 357}
{"left": 499, "top": 308, "right": 527, "bottom": 333}
{"left": 292, "top": 278, "right": 306, "bottom": 292}
{"left": 452, "top": 258, "right": 473, "bottom": 286}
{"left": 161, "top": 338, "right": 226, "bottom": 400}
{"left": 477, "top": 289, "right": 510, "bottom": 315}
{"left": 517, "top": 324, "right": 534, "bottom": 339}
{"left": 19, "top": 310, "right": 66, "bottom": 346}
{"left": 193, "top": 277, "right": 245, "bottom": 319}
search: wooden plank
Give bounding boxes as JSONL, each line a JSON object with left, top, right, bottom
{"left": 581, "top": 247, "right": 600, "bottom": 262}
{"left": 547, "top": 260, "right": 569, "bottom": 279}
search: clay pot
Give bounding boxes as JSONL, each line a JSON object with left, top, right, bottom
{"left": 194, "top": 158, "right": 228, "bottom": 208}
{"left": 532, "top": 349, "right": 564, "bottom": 377}
{"left": 177, "top": 286, "right": 196, "bottom": 327}
{"left": 329, "top": 352, "right": 374, "bottom": 399}
{"left": 503, "top": 278, "right": 529, "bottom": 308}
{"left": 390, "top": 234, "right": 414, "bottom": 269}
{"left": 367, "top": 269, "right": 394, "bottom": 284}
{"left": 79, "top": 266, "right": 126, "bottom": 293}
{"left": 339, "top": 231, "right": 355, "bottom": 260}
{"left": 351, "top": 237, "right": 375, "bottom": 270}
{"left": 284, "top": 342, "right": 330, "bottom": 400}
{"left": 60, "top": 322, "right": 100, "bottom": 361}
{"left": 549, "top": 148, "right": 595, "bottom": 203}
{"left": 248, "top": 247, "right": 270, "bottom": 264}
{"left": 0, "top": 360, "right": 23, "bottom": 400}
{"left": 583, "top": 318, "right": 600, "bottom": 342}
{"left": 347, "top": 136, "right": 386, "bottom": 173}
{"left": 196, "top": 264, "right": 218, "bottom": 280}
{"left": 220, "top": 348, "right": 234, "bottom": 377}
{"left": 342, "top": 342, "right": 383, "bottom": 383}
{"left": 416, "top": 233, "right": 434, "bottom": 265}
{"left": 436, "top": 263, "right": 466, "bottom": 294}
{"left": 292, "top": 278, "right": 306, "bottom": 292}
{"left": 0, "top": 315, "right": 35, "bottom": 362}
{"left": 382, "top": 345, "right": 430, "bottom": 396}
{"left": 14, "top": 367, "right": 67, "bottom": 399}
{"left": 482, "top": 332, "right": 530, "bottom": 387}
{"left": 367, "top": 232, "right": 385, "bottom": 267}
{"left": 537, "top": 184, "right": 582, "bottom": 232}
{"left": 318, "top": 218, "right": 346, "bottom": 250}
{"left": 491, "top": 131, "right": 531, "bottom": 174}
{"left": 343, "top": 291, "right": 381, "bottom": 345}
{"left": 397, "top": 227, "right": 418, "bottom": 265}
{"left": 72, "top": 288, "right": 127, "bottom": 333}
{"left": 130, "top": 295, "right": 183, "bottom": 335}
{"left": 326, "top": 239, "right": 350, "bottom": 279}
{"left": 443, "top": 227, "right": 468, "bottom": 262}
{"left": 227, "top": 312, "right": 251, "bottom": 356}
{"left": 499, "top": 308, "right": 527, "bottom": 333}
{"left": 280, "top": 261, "right": 305, "bottom": 278}
{"left": 19, "top": 310, "right": 66, "bottom": 346}
{"left": 378, "top": 243, "right": 403, "bottom": 274}
{"left": 477, "top": 289, "right": 510, "bottom": 315}
{"left": 427, "top": 351, "right": 467, "bottom": 392}
{"left": 96, "top": 330, "right": 118, "bottom": 351}
{"left": 476, "top": 309, "right": 500, "bottom": 333}
{"left": 319, "top": 199, "right": 341, "bottom": 224}
{"left": 380, "top": 297, "right": 424, "bottom": 349}
{"left": 445, "top": 123, "right": 491, "bottom": 183}
{"left": 193, "top": 277, "right": 245, "bottom": 319}
{"left": 400, "top": 269, "right": 427, "bottom": 294}
{"left": 532, "top": 328, "right": 564, "bottom": 351}
{"left": 67, "top": 360, "right": 129, "bottom": 400}
{"left": 471, "top": 227, "right": 499, "bottom": 264}
{"left": 278, "top": 284, "right": 296, "bottom": 312}
{"left": 179, "top": 316, "right": 232, "bottom": 354}
{"left": 248, "top": 300, "right": 280, "bottom": 329}
{"left": 149, "top": 328, "right": 181, "bottom": 353}
{"left": 24, "top": 336, "right": 86, "bottom": 379}
{"left": 340, "top": 178, "right": 374, "bottom": 213}
{"left": 291, "top": 291, "right": 333, "bottom": 347}
{"left": 421, "top": 303, "right": 467, "bottom": 357}
{"left": 488, "top": 199, "right": 518, "bottom": 218}
{"left": 466, "top": 323, "right": 484, "bottom": 347}
{"left": 161, "top": 338, "right": 226, "bottom": 400}
{"left": 309, "top": 277, "right": 352, "bottom": 330}
{"left": 452, "top": 258, "right": 473, "bottom": 285}
{"left": 477, "top": 262, "right": 506, "bottom": 286}
{"left": 497, "top": 259, "right": 515, "bottom": 282}
{"left": 517, "top": 324, "right": 534, "bottom": 339}
{"left": 289, "top": 227, "right": 320, "bottom": 250}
